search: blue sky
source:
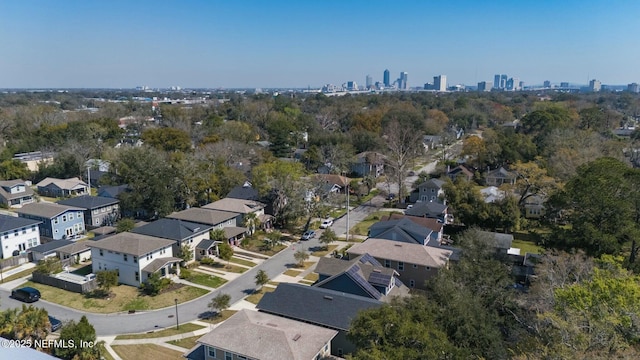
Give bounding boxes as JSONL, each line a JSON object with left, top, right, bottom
{"left": 1, "top": 0, "right": 639, "bottom": 88}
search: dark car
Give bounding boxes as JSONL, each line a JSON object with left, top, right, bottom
{"left": 386, "top": 193, "right": 396, "bottom": 200}
{"left": 48, "top": 316, "right": 62, "bottom": 332}
{"left": 11, "top": 286, "right": 41, "bottom": 303}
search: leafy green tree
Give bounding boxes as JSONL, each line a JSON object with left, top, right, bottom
{"left": 54, "top": 315, "right": 104, "bottom": 360}
{"left": 11, "top": 305, "right": 50, "bottom": 344}
{"left": 116, "top": 218, "right": 135, "bottom": 233}
{"left": 141, "top": 272, "right": 172, "bottom": 296}
{"left": 95, "top": 270, "right": 118, "bottom": 296}
{"left": 0, "top": 159, "right": 30, "bottom": 180}
{"left": 208, "top": 293, "right": 231, "bottom": 317}
{"left": 294, "top": 250, "right": 309, "bottom": 267}
{"left": 218, "top": 242, "right": 234, "bottom": 268}
{"left": 319, "top": 228, "right": 337, "bottom": 250}
{"left": 178, "top": 243, "right": 194, "bottom": 263}
{"left": 254, "top": 270, "right": 269, "bottom": 291}
{"left": 35, "top": 258, "right": 62, "bottom": 275}
{"left": 141, "top": 127, "right": 192, "bottom": 152}
{"left": 242, "top": 212, "right": 260, "bottom": 236}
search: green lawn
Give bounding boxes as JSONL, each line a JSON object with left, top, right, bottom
{"left": 240, "top": 234, "right": 287, "bottom": 256}
{"left": 511, "top": 240, "right": 544, "bottom": 255}
{"left": 21, "top": 281, "right": 209, "bottom": 313}
{"left": 200, "top": 262, "right": 247, "bottom": 273}
{"left": 167, "top": 335, "right": 202, "bottom": 349}
{"left": 245, "top": 287, "right": 275, "bottom": 305}
{"left": 311, "top": 245, "right": 338, "bottom": 257}
{"left": 349, "top": 211, "right": 395, "bottom": 236}
{"left": 229, "top": 257, "right": 257, "bottom": 267}
{"left": 111, "top": 344, "right": 184, "bottom": 360}
{"left": 115, "top": 323, "right": 204, "bottom": 340}
{"left": 184, "top": 272, "right": 227, "bottom": 288}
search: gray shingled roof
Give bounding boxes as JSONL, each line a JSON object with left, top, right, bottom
{"left": 257, "top": 283, "right": 383, "bottom": 331}
{"left": 226, "top": 184, "right": 259, "bottom": 201}
{"left": 348, "top": 238, "right": 453, "bottom": 268}
{"left": 0, "top": 214, "right": 41, "bottom": 232}
{"left": 15, "top": 202, "right": 83, "bottom": 219}
{"left": 368, "top": 218, "right": 433, "bottom": 245}
{"left": 477, "top": 230, "right": 514, "bottom": 249}
{"left": 131, "top": 218, "right": 212, "bottom": 241}
{"left": 418, "top": 178, "right": 446, "bottom": 189}
{"left": 167, "top": 208, "right": 237, "bottom": 226}
{"left": 97, "top": 184, "right": 130, "bottom": 198}
{"left": 57, "top": 195, "right": 119, "bottom": 209}
{"left": 0, "top": 179, "right": 35, "bottom": 201}
{"left": 87, "top": 232, "right": 174, "bottom": 256}
{"left": 56, "top": 241, "right": 91, "bottom": 255}
{"left": 196, "top": 310, "right": 337, "bottom": 360}
{"left": 30, "top": 240, "right": 74, "bottom": 254}
{"left": 142, "top": 257, "right": 181, "bottom": 273}
{"left": 404, "top": 201, "right": 448, "bottom": 217}
{"left": 202, "top": 198, "right": 265, "bottom": 214}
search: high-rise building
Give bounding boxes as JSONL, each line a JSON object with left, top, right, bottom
{"left": 365, "top": 75, "right": 373, "bottom": 89}
{"left": 560, "top": 82, "right": 570, "bottom": 88}
{"left": 628, "top": 83, "right": 640, "bottom": 93}
{"left": 543, "top": 80, "right": 551, "bottom": 88}
{"left": 383, "top": 69, "right": 390, "bottom": 87}
{"left": 589, "top": 79, "right": 601, "bottom": 92}
{"left": 500, "top": 74, "right": 508, "bottom": 89}
{"left": 399, "top": 72, "right": 408, "bottom": 90}
{"left": 433, "top": 75, "right": 447, "bottom": 92}
{"left": 347, "top": 81, "right": 359, "bottom": 91}
{"left": 494, "top": 75, "right": 501, "bottom": 89}
{"left": 478, "top": 81, "right": 492, "bottom": 92}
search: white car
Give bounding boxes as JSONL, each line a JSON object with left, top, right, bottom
{"left": 320, "top": 219, "right": 333, "bottom": 229}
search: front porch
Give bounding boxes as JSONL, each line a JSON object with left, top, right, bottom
{"left": 142, "top": 257, "right": 182, "bottom": 280}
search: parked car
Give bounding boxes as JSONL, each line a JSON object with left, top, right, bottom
{"left": 301, "top": 230, "right": 316, "bottom": 240}
{"left": 48, "top": 316, "right": 62, "bottom": 332}
{"left": 386, "top": 193, "right": 396, "bottom": 200}
{"left": 11, "top": 286, "right": 41, "bottom": 303}
{"left": 320, "top": 219, "right": 334, "bottom": 229}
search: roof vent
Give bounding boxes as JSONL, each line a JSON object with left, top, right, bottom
{"left": 394, "top": 244, "right": 402, "bottom": 247}
{"left": 293, "top": 334, "right": 301, "bottom": 341}
{"left": 193, "top": 227, "right": 200, "bottom": 233}
{"left": 372, "top": 269, "right": 381, "bottom": 273}
{"left": 266, "top": 322, "right": 278, "bottom": 327}
{"left": 323, "top": 295, "right": 333, "bottom": 301}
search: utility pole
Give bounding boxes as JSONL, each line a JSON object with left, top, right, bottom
{"left": 174, "top": 298, "right": 179, "bottom": 330}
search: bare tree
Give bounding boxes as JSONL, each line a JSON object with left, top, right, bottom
{"left": 383, "top": 119, "right": 424, "bottom": 203}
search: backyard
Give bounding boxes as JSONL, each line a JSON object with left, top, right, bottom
{"left": 349, "top": 211, "right": 396, "bottom": 236}
{"left": 20, "top": 281, "right": 209, "bottom": 313}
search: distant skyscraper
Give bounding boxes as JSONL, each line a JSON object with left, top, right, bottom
{"left": 365, "top": 75, "right": 373, "bottom": 89}
{"left": 433, "top": 75, "right": 447, "bottom": 91}
{"left": 543, "top": 80, "right": 551, "bottom": 88}
{"left": 399, "top": 72, "right": 408, "bottom": 90}
{"left": 494, "top": 75, "right": 501, "bottom": 89}
{"left": 560, "top": 82, "right": 570, "bottom": 88}
{"left": 589, "top": 79, "right": 601, "bottom": 92}
{"left": 628, "top": 83, "right": 640, "bottom": 93}
{"left": 478, "top": 81, "right": 492, "bottom": 92}
{"left": 500, "top": 74, "right": 508, "bottom": 89}
{"left": 383, "top": 69, "right": 390, "bottom": 87}
{"left": 347, "top": 81, "right": 359, "bottom": 91}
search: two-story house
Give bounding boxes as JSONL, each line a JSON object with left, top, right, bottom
{"left": 368, "top": 217, "right": 433, "bottom": 245}
{"left": 446, "top": 165, "right": 474, "bottom": 182}
{"left": 380, "top": 213, "right": 444, "bottom": 245}
{"left": 410, "top": 178, "right": 446, "bottom": 204}
{"left": 185, "top": 309, "right": 337, "bottom": 360}
{"left": 485, "top": 167, "right": 517, "bottom": 186}
{"left": 36, "top": 177, "right": 89, "bottom": 198}
{"left": 0, "top": 214, "right": 41, "bottom": 259}
{"left": 202, "top": 198, "right": 272, "bottom": 230}
{"left": 524, "top": 195, "right": 546, "bottom": 219}
{"left": 88, "top": 232, "right": 180, "bottom": 287}
{"left": 404, "top": 201, "right": 450, "bottom": 224}
{"left": 350, "top": 151, "right": 385, "bottom": 178}
{"left": 57, "top": 195, "right": 120, "bottom": 228}
{"left": 0, "top": 179, "right": 36, "bottom": 208}
{"left": 16, "top": 203, "right": 85, "bottom": 240}
{"left": 347, "top": 238, "right": 453, "bottom": 290}
{"left": 167, "top": 208, "right": 244, "bottom": 256}
{"left": 131, "top": 218, "right": 213, "bottom": 264}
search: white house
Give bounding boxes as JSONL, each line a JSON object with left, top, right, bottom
{"left": 0, "top": 214, "right": 41, "bottom": 259}
{"left": 88, "top": 232, "right": 180, "bottom": 287}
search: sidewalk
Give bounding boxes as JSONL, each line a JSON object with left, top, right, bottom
{"left": 0, "top": 262, "right": 35, "bottom": 290}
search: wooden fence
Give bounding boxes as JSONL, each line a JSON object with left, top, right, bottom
{"left": 32, "top": 272, "right": 98, "bottom": 294}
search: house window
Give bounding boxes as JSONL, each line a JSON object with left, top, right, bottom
{"left": 93, "top": 209, "right": 99, "bottom": 215}
{"left": 99, "top": 249, "right": 103, "bottom": 256}
{"left": 95, "top": 219, "right": 100, "bottom": 225}
{"left": 224, "top": 352, "right": 232, "bottom": 360}
{"left": 208, "top": 347, "right": 216, "bottom": 358}
{"left": 238, "top": 356, "right": 246, "bottom": 360}
{"left": 398, "top": 262, "right": 404, "bottom": 271}
{"left": 410, "top": 280, "right": 415, "bottom": 287}
{"left": 124, "top": 254, "right": 128, "bottom": 262}
{"left": 426, "top": 266, "right": 431, "bottom": 270}
{"left": 133, "top": 256, "right": 137, "bottom": 263}
{"left": 413, "top": 264, "right": 418, "bottom": 268}
{"left": 22, "top": 228, "right": 26, "bottom": 234}
{"left": 135, "top": 271, "right": 139, "bottom": 281}
{"left": 69, "top": 213, "right": 74, "bottom": 220}
{"left": 431, "top": 188, "right": 435, "bottom": 193}
{"left": 338, "top": 349, "right": 344, "bottom": 357}
{"left": 54, "top": 218, "right": 59, "bottom": 224}
{"left": 62, "top": 215, "right": 67, "bottom": 222}
{"left": 101, "top": 208, "right": 106, "bottom": 213}
{"left": 384, "top": 259, "right": 390, "bottom": 268}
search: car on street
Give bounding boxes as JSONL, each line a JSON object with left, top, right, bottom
{"left": 48, "top": 316, "right": 62, "bottom": 332}
{"left": 301, "top": 230, "right": 316, "bottom": 240}
{"left": 11, "top": 286, "right": 41, "bottom": 303}
{"left": 320, "top": 219, "right": 333, "bottom": 229}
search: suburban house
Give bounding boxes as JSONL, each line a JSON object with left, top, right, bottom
{"left": 184, "top": 309, "right": 337, "bottom": 360}
{"left": 404, "top": 201, "right": 450, "bottom": 223}
{"left": 477, "top": 230, "right": 515, "bottom": 255}
{"left": 524, "top": 195, "right": 545, "bottom": 219}
{"left": 57, "top": 241, "right": 92, "bottom": 264}
{"left": 16, "top": 202, "right": 85, "bottom": 240}
{"left": 410, "top": 178, "right": 446, "bottom": 204}
{"left": 166, "top": 208, "right": 246, "bottom": 249}
{"left": 88, "top": 232, "right": 180, "bottom": 287}
{"left": 202, "top": 198, "right": 272, "bottom": 229}
{"left": 36, "top": 177, "right": 89, "bottom": 198}
{"left": 226, "top": 181, "right": 260, "bottom": 201}
{"left": 313, "top": 254, "right": 410, "bottom": 302}
{"left": 422, "top": 135, "right": 442, "bottom": 150}
{"left": 350, "top": 151, "right": 385, "bottom": 178}
{"left": 0, "top": 179, "right": 36, "bottom": 208}
{"left": 130, "top": 218, "right": 213, "bottom": 263}
{"left": 313, "top": 174, "right": 351, "bottom": 194}
{"left": 98, "top": 184, "right": 130, "bottom": 199}
{"left": 367, "top": 217, "right": 433, "bottom": 245}
{"left": 480, "top": 186, "right": 506, "bottom": 203}
{"left": 12, "top": 151, "right": 54, "bottom": 172}
{"left": 257, "top": 283, "right": 383, "bottom": 358}
{"left": 0, "top": 214, "right": 41, "bottom": 259}
{"left": 380, "top": 213, "right": 445, "bottom": 245}
{"left": 485, "top": 167, "right": 517, "bottom": 186}
{"left": 29, "top": 240, "right": 73, "bottom": 262}
{"left": 347, "top": 238, "right": 453, "bottom": 290}
{"left": 57, "top": 195, "right": 120, "bottom": 228}
{"left": 446, "top": 165, "right": 474, "bottom": 182}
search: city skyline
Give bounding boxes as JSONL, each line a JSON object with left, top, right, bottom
{"left": 1, "top": 0, "right": 640, "bottom": 88}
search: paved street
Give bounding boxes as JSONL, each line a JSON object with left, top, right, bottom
{"left": 0, "top": 196, "right": 388, "bottom": 336}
